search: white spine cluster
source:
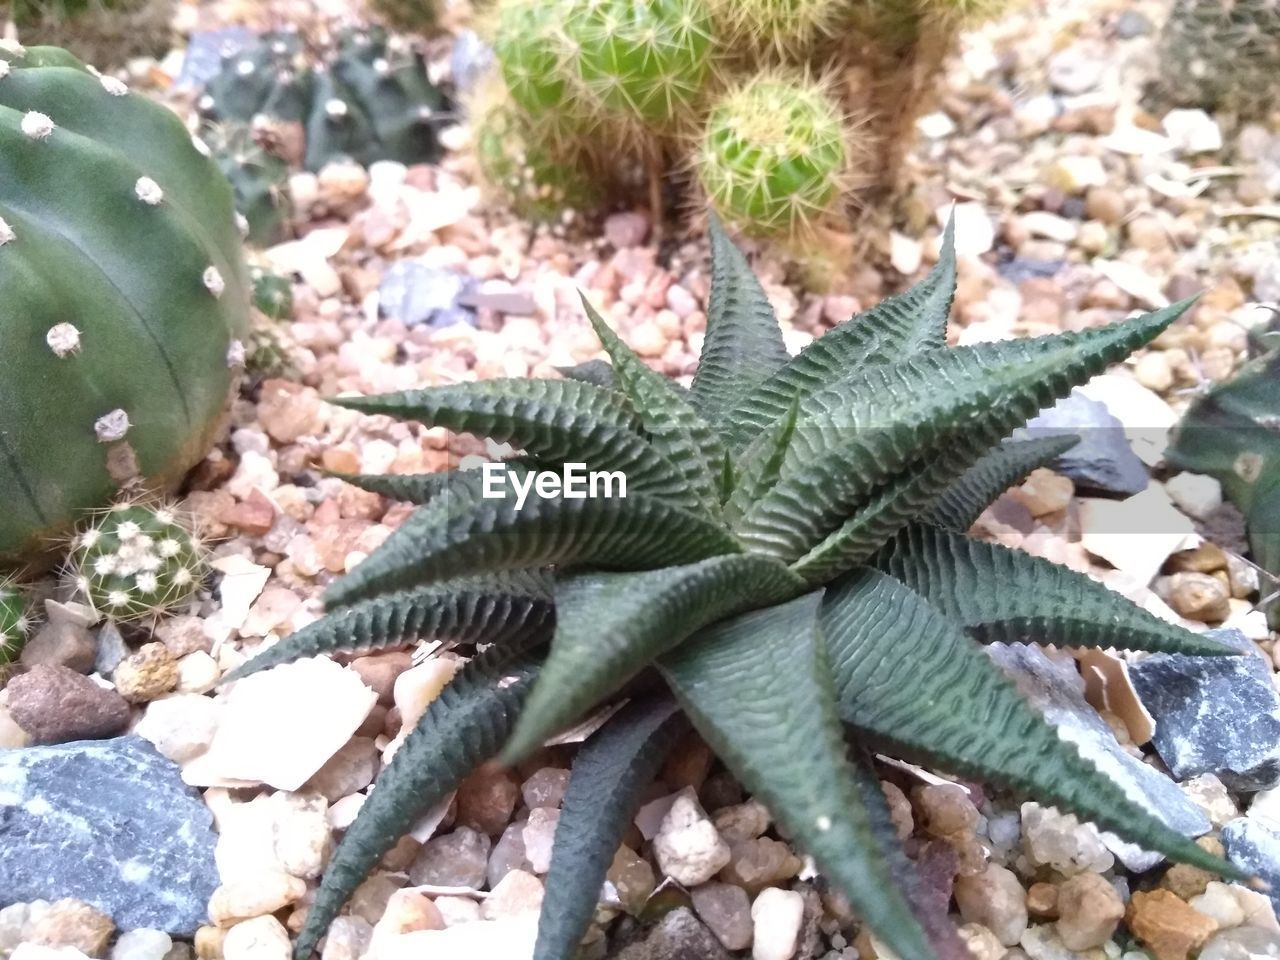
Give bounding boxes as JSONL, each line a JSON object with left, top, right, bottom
{"left": 135, "top": 177, "right": 164, "bottom": 205}
{"left": 0, "top": 217, "right": 13, "bottom": 246}
{"left": 203, "top": 266, "right": 226, "bottom": 298}
{"left": 94, "top": 409, "right": 131, "bottom": 443}
{"left": 20, "top": 112, "right": 54, "bottom": 140}
{"left": 46, "top": 323, "right": 82, "bottom": 358}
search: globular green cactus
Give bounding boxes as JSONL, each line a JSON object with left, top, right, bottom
{"left": 198, "top": 27, "right": 450, "bottom": 172}
{"left": 0, "top": 579, "right": 32, "bottom": 666}
{"left": 70, "top": 503, "right": 206, "bottom": 620}
{"left": 204, "top": 124, "right": 292, "bottom": 247}
{"left": 704, "top": 0, "right": 845, "bottom": 57}
{"left": 1152, "top": 0, "right": 1280, "bottom": 118}
{"left": 564, "top": 0, "right": 717, "bottom": 130}
{"left": 472, "top": 78, "right": 604, "bottom": 222}
{"left": 1167, "top": 346, "right": 1280, "bottom": 625}
{"left": 695, "top": 73, "right": 852, "bottom": 237}
{"left": 0, "top": 44, "right": 251, "bottom": 564}
{"left": 250, "top": 264, "right": 293, "bottom": 321}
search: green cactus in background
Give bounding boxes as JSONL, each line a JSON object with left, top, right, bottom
{"left": 472, "top": 78, "right": 604, "bottom": 222}
{"left": 251, "top": 264, "right": 294, "bottom": 321}
{"left": 0, "top": 44, "right": 251, "bottom": 565}
{"left": 204, "top": 124, "right": 292, "bottom": 247}
{"left": 198, "top": 26, "right": 450, "bottom": 172}
{"left": 704, "top": 0, "right": 845, "bottom": 57}
{"left": 70, "top": 503, "right": 206, "bottom": 620}
{"left": 1152, "top": 0, "right": 1280, "bottom": 118}
{"left": 695, "top": 73, "right": 851, "bottom": 237}
{"left": 564, "top": 0, "right": 717, "bottom": 130}
{"left": 245, "top": 265, "right": 297, "bottom": 378}
{"left": 10, "top": 0, "right": 174, "bottom": 69}
{"left": 1167, "top": 347, "right": 1280, "bottom": 626}
{"left": 0, "top": 580, "right": 32, "bottom": 666}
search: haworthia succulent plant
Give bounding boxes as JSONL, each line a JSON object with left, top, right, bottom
{"left": 229, "top": 215, "right": 1249, "bottom": 960}
{"left": 0, "top": 44, "right": 251, "bottom": 563}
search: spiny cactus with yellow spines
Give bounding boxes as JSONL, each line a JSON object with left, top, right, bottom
{"left": 704, "top": 0, "right": 846, "bottom": 58}
{"left": 472, "top": 77, "right": 605, "bottom": 223}
{"left": 564, "top": 0, "right": 717, "bottom": 131}
{"left": 70, "top": 503, "right": 207, "bottom": 621}
{"left": 695, "top": 73, "right": 854, "bottom": 237}
{"left": 0, "top": 579, "right": 32, "bottom": 667}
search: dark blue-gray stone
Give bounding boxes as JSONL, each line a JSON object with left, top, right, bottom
{"left": 174, "top": 28, "right": 258, "bottom": 91}
{"left": 996, "top": 257, "right": 1065, "bottom": 285}
{"left": 1014, "top": 389, "right": 1149, "bottom": 495}
{"left": 988, "top": 643, "right": 1210, "bottom": 871}
{"left": 450, "top": 30, "right": 494, "bottom": 95}
{"left": 1130, "top": 630, "right": 1280, "bottom": 791}
{"left": 378, "top": 262, "right": 478, "bottom": 329}
{"left": 1222, "top": 817, "right": 1280, "bottom": 913}
{"left": 0, "top": 736, "right": 218, "bottom": 934}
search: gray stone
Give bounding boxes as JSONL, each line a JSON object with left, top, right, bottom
{"left": 378, "top": 262, "right": 477, "bottom": 329}
{"left": 1223, "top": 818, "right": 1280, "bottom": 915}
{"left": 174, "top": 28, "right": 258, "bottom": 91}
{"left": 448, "top": 30, "right": 493, "bottom": 94}
{"left": 1015, "top": 390, "right": 1149, "bottom": 495}
{"left": 409, "top": 827, "right": 490, "bottom": 888}
{"left": 1129, "top": 630, "right": 1280, "bottom": 791}
{"left": 989, "top": 643, "right": 1210, "bottom": 871}
{"left": 21, "top": 621, "right": 98, "bottom": 673}
{"left": 614, "top": 908, "right": 732, "bottom": 960}
{"left": 1114, "top": 10, "right": 1153, "bottom": 38}
{"left": 0, "top": 736, "right": 218, "bottom": 934}
{"left": 94, "top": 623, "right": 130, "bottom": 677}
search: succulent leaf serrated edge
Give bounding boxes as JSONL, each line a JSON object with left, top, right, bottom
{"left": 227, "top": 215, "right": 1250, "bottom": 960}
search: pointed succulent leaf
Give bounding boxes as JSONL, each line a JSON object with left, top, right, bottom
{"left": 723, "top": 395, "right": 800, "bottom": 524}
{"left": 660, "top": 594, "right": 941, "bottom": 960}
{"left": 293, "top": 644, "right": 543, "bottom": 960}
{"left": 335, "top": 380, "right": 699, "bottom": 506}
{"left": 534, "top": 695, "right": 686, "bottom": 960}
{"left": 325, "top": 468, "right": 479, "bottom": 504}
{"left": 923, "top": 435, "right": 1082, "bottom": 531}
{"left": 734, "top": 301, "right": 1192, "bottom": 564}
{"left": 582, "top": 295, "right": 726, "bottom": 510}
{"left": 556, "top": 358, "right": 617, "bottom": 388}
{"left": 725, "top": 216, "right": 956, "bottom": 446}
{"left": 325, "top": 485, "right": 742, "bottom": 608}
{"left": 790, "top": 439, "right": 994, "bottom": 584}
{"left": 502, "top": 554, "right": 804, "bottom": 763}
{"left": 822, "top": 569, "right": 1245, "bottom": 879}
{"left": 222, "top": 573, "right": 554, "bottom": 683}
{"left": 690, "top": 216, "right": 789, "bottom": 428}
{"left": 874, "top": 524, "right": 1239, "bottom": 657}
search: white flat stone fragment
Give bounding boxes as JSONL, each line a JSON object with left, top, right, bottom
{"left": 204, "top": 657, "right": 377, "bottom": 791}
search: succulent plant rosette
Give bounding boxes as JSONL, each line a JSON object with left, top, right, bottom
{"left": 228, "top": 220, "right": 1249, "bottom": 960}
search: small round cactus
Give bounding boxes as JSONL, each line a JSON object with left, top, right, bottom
{"left": 70, "top": 504, "right": 206, "bottom": 621}
{"left": 705, "top": 0, "right": 846, "bottom": 56}
{"left": 0, "top": 580, "right": 32, "bottom": 666}
{"left": 0, "top": 44, "right": 251, "bottom": 563}
{"left": 205, "top": 124, "right": 292, "bottom": 247}
{"left": 565, "top": 0, "right": 717, "bottom": 129}
{"left": 472, "top": 79, "right": 603, "bottom": 222}
{"left": 493, "top": 0, "right": 595, "bottom": 145}
{"left": 251, "top": 265, "right": 294, "bottom": 321}
{"left": 694, "top": 73, "right": 852, "bottom": 237}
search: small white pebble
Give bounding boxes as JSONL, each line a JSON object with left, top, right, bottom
{"left": 99, "top": 74, "right": 127, "bottom": 96}
{"left": 135, "top": 177, "right": 164, "bottom": 205}
{"left": 21, "top": 111, "right": 54, "bottom": 140}
{"left": 0, "top": 217, "right": 13, "bottom": 245}
{"left": 94, "top": 408, "right": 131, "bottom": 443}
{"left": 46, "top": 323, "right": 82, "bottom": 357}
{"left": 203, "top": 266, "right": 225, "bottom": 298}
{"left": 226, "top": 340, "right": 246, "bottom": 368}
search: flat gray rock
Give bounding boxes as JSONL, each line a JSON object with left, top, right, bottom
{"left": 1130, "top": 630, "right": 1280, "bottom": 791}
{"left": 0, "top": 736, "right": 217, "bottom": 934}
{"left": 989, "top": 643, "right": 1210, "bottom": 871}
{"left": 1015, "top": 390, "right": 1149, "bottom": 496}
{"left": 1223, "top": 817, "right": 1280, "bottom": 914}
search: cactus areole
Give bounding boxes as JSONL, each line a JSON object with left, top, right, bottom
{"left": 0, "top": 44, "right": 251, "bottom": 563}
